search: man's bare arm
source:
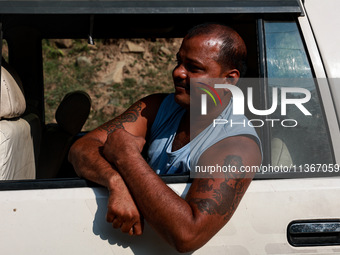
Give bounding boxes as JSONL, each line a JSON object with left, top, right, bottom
{"left": 102, "top": 130, "right": 261, "bottom": 252}
{"left": 68, "top": 94, "right": 166, "bottom": 235}
{"left": 69, "top": 100, "right": 143, "bottom": 184}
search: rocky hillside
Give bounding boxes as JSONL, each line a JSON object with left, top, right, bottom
{"left": 43, "top": 38, "right": 182, "bottom": 131}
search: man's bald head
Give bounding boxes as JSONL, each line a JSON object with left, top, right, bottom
{"left": 185, "top": 23, "right": 247, "bottom": 77}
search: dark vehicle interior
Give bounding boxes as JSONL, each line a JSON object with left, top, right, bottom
{"left": 0, "top": 0, "right": 305, "bottom": 187}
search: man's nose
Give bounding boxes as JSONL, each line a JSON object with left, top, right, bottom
{"left": 173, "top": 65, "right": 187, "bottom": 80}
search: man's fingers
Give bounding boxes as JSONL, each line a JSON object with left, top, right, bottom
{"left": 124, "top": 222, "right": 143, "bottom": 236}
{"left": 132, "top": 222, "right": 143, "bottom": 236}
{"left": 112, "top": 218, "right": 123, "bottom": 229}
{"left": 120, "top": 221, "right": 134, "bottom": 233}
{"left": 106, "top": 212, "right": 114, "bottom": 223}
{"left": 105, "top": 196, "right": 143, "bottom": 236}
{"left": 110, "top": 217, "right": 143, "bottom": 236}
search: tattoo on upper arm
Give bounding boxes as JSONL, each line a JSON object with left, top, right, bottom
{"left": 98, "top": 101, "right": 142, "bottom": 134}
{"left": 190, "top": 155, "right": 249, "bottom": 221}
{"left": 196, "top": 178, "right": 214, "bottom": 193}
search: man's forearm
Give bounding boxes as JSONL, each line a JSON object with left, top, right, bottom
{"left": 102, "top": 129, "right": 206, "bottom": 250}
{"left": 112, "top": 150, "right": 199, "bottom": 249}
{"left": 102, "top": 130, "right": 260, "bottom": 252}
{"left": 68, "top": 138, "right": 122, "bottom": 190}
{"left": 69, "top": 136, "right": 145, "bottom": 236}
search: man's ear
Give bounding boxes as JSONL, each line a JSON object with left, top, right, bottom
{"left": 223, "top": 69, "right": 240, "bottom": 85}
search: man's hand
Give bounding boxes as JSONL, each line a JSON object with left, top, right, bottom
{"left": 102, "top": 129, "right": 145, "bottom": 235}
{"left": 103, "top": 129, "right": 145, "bottom": 165}
{"left": 106, "top": 180, "right": 144, "bottom": 236}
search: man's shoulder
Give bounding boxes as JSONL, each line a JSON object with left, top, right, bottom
{"left": 137, "top": 93, "right": 173, "bottom": 132}
{"left": 141, "top": 93, "right": 176, "bottom": 114}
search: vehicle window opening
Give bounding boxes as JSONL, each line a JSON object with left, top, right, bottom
{"left": 43, "top": 38, "right": 181, "bottom": 131}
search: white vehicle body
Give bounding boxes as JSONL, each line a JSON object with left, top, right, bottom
{"left": 1, "top": 0, "right": 340, "bottom": 254}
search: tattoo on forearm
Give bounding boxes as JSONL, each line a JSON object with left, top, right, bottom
{"left": 99, "top": 101, "right": 142, "bottom": 134}
{"left": 191, "top": 155, "right": 249, "bottom": 220}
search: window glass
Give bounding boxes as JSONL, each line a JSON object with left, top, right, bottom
{"left": 264, "top": 21, "right": 333, "bottom": 167}
{"left": 43, "top": 38, "right": 181, "bottom": 131}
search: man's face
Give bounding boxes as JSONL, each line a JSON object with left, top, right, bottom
{"left": 172, "top": 34, "right": 227, "bottom": 109}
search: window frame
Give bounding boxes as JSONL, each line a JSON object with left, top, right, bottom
{"left": 0, "top": 0, "right": 303, "bottom": 15}
{"left": 3, "top": 5, "right": 339, "bottom": 190}
{"left": 254, "top": 16, "right": 338, "bottom": 179}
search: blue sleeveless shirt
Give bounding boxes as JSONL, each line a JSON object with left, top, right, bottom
{"left": 146, "top": 93, "right": 261, "bottom": 175}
